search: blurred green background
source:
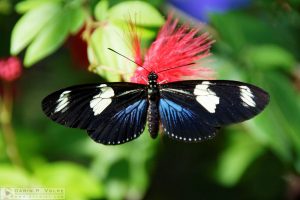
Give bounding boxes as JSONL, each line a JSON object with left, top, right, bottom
{"left": 1, "top": 0, "right": 300, "bottom": 199}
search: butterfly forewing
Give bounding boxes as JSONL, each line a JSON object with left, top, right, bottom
{"left": 159, "top": 80, "right": 269, "bottom": 142}
{"left": 42, "top": 83, "right": 148, "bottom": 145}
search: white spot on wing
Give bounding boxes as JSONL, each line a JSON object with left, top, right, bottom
{"left": 239, "top": 86, "right": 256, "bottom": 107}
{"left": 99, "top": 84, "right": 107, "bottom": 88}
{"left": 90, "top": 98, "right": 112, "bottom": 115}
{"left": 193, "top": 81, "right": 220, "bottom": 113}
{"left": 100, "top": 87, "right": 114, "bottom": 98}
{"left": 55, "top": 90, "right": 71, "bottom": 113}
{"left": 90, "top": 86, "right": 114, "bottom": 115}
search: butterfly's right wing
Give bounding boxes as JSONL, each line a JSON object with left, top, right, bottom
{"left": 42, "top": 83, "right": 148, "bottom": 145}
{"left": 159, "top": 80, "right": 269, "bottom": 142}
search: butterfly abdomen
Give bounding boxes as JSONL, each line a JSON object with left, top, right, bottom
{"left": 147, "top": 99, "right": 159, "bottom": 139}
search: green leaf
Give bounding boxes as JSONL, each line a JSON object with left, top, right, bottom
{"left": 215, "top": 131, "right": 265, "bottom": 186}
{"left": 241, "top": 72, "right": 299, "bottom": 163}
{"left": 211, "top": 12, "right": 289, "bottom": 52}
{"left": 95, "top": 0, "right": 109, "bottom": 21}
{"left": 108, "top": 1, "right": 164, "bottom": 26}
{"left": 106, "top": 180, "right": 128, "bottom": 200}
{"left": 24, "top": 6, "right": 70, "bottom": 66}
{"left": 243, "top": 45, "right": 296, "bottom": 71}
{"left": 0, "top": 164, "right": 34, "bottom": 186}
{"left": 34, "top": 162, "right": 103, "bottom": 200}
{"left": 213, "top": 55, "right": 246, "bottom": 80}
{"left": 243, "top": 71, "right": 300, "bottom": 170}
{"left": 68, "top": 5, "right": 85, "bottom": 34}
{"left": 11, "top": 2, "right": 61, "bottom": 55}
{"left": 211, "top": 12, "right": 254, "bottom": 51}
{"left": 134, "top": 26, "right": 157, "bottom": 39}
{"left": 244, "top": 110, "right": 293, "bottom": 163}
{"left": 15, "top": 0, "right": 62, "bottom": 13}
{"left": 89, "top": 22, "right": 135, "bottom": 81}
{"left": 263, "top": 72, "right": 300, "bottom": 164}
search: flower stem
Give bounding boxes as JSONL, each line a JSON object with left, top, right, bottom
{"left": 0, "top": 82, "right": 23, "bottom": 167}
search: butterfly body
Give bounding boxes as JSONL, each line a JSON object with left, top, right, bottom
{"left": 147, "top": 72, "right": 160, "bottom": 139}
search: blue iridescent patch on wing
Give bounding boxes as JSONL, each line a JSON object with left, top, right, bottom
{"left": 159, "top": 97, "right": 214, "bottom": 142}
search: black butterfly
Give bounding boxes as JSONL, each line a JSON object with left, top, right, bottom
{"left": 42, "top": 70, "right": 269, "bottom": 145}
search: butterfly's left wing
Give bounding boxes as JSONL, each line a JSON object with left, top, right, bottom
{"left": 42, "top": 83, "right": 148, "bottom": 145}
{"left": 159, "top": 80, "right": 269, "bottom": 142}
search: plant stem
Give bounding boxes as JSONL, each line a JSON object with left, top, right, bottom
{"left": 0, "top": 82, "right": 23, "bottom": 167}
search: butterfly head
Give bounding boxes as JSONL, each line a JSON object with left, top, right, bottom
{"left": 148, "top": 72, "right": 158, "bottom": 82}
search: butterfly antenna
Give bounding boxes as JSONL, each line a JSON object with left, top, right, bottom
{"left": 107, "top": 48, "right": 150, "bottom": 73}
{"left": 156, "top": 63, "right": 195, "bottom": 74}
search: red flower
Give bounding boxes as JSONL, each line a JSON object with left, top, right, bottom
{"left": 0, "top": 57, "right": 22, "bottom": 82}
{"left": 131, "top": 15, "right": 214, "bottom": 84}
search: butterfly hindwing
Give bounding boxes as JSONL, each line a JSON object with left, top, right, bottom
{"left": 159, "top": 80, "right": 269, "bottom": 142}
{"left": 159, "top": 96, "right": 218, "bottom": 142}
{"left": 42, "top": 83, "right": 148, "bottom": 145}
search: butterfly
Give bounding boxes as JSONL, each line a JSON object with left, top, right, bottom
{"left": 42, "top": 69, "right": 269, "bottom": 145}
